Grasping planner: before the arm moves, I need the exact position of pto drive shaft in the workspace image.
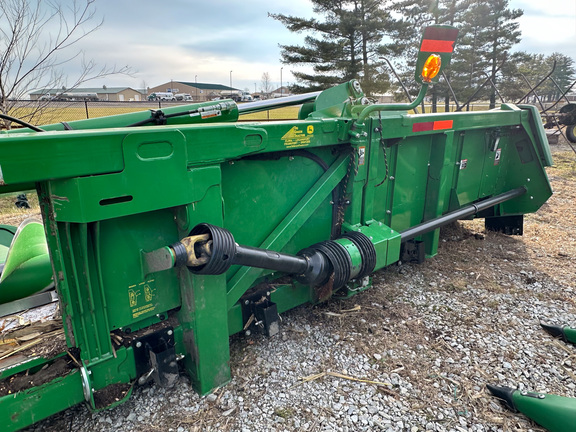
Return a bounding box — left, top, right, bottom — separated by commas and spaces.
146, 223, 376, 294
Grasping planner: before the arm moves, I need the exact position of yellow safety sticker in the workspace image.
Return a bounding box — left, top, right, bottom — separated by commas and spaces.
282, 126, 313, 148
128, 279, 156, 319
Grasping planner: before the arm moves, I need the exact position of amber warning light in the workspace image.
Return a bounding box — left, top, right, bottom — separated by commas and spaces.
421, 54, 441, 83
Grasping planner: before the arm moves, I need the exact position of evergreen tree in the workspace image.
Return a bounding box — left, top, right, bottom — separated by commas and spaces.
269, 0, 394, 95
387, 0, 467, 111
498, 51, 546, 103
482, 0, 522, 108
438, 0, 522, 109
544, 53, 576, 102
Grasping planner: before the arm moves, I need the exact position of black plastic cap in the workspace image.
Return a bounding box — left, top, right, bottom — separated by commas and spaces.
540, 323, 567, 341
486, 384, 518, 413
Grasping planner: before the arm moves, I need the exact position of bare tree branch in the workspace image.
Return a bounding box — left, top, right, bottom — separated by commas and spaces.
0, 0, 133, 129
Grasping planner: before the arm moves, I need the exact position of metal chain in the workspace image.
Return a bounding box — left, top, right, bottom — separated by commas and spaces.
375, 111, 389, 187
335, 147, 357, 232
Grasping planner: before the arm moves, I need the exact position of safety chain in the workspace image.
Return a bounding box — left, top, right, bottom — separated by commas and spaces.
335, 147, 358, 234
375, 111, 389, 187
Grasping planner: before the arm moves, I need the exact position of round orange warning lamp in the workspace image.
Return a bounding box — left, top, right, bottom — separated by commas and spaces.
421, 54, 442, 82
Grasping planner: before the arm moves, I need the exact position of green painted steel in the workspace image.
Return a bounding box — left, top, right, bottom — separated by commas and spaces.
4, 100, 240, 133
499, 388, 576, 432
0, 25, 555, 431
561, 327, 576, 344
2, 369, 85, 432
512, 391, 576, 432
0, 220, 52, 304
0, 224, 16, 264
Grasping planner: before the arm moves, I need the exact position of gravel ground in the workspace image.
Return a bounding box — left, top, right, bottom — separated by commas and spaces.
12, 145, 576, 432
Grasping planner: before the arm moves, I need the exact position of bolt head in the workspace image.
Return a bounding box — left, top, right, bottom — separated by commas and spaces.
136, 341, 142, 348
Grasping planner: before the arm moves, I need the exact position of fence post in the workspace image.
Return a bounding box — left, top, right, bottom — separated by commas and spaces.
85, 101, 90, 119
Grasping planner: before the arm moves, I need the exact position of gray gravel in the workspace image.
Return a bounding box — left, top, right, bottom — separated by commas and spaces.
22, 226, 576, 432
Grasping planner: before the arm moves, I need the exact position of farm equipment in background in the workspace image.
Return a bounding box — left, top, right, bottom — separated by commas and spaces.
0, 25, 557, 431
515, 64, 576, 147
543, 101, 576, 143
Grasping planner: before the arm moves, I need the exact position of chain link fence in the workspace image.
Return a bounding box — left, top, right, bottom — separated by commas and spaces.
3, 99, 200, 128
2, 99, 304, 128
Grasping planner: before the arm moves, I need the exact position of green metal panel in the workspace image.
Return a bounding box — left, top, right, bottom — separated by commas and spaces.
344, 222, 401, 271
175, 183, 231, 395
513, 390, 576, 432
220, 150, 334, 251
97, 211, 181, 330
389, 137, 432, 232
1, 370, 85, 432
226, 152, 350, 309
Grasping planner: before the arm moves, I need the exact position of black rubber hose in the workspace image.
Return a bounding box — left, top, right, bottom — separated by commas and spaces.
0, 113, 45, 132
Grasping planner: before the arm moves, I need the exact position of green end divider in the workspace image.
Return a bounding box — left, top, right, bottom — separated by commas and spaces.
0, 219, 53, 304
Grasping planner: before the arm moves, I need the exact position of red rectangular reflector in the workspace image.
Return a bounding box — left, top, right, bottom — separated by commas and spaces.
412, 120, 453, 132
412, 122, 434, 132
420, 39, 455, 53
433, 120, 453, 130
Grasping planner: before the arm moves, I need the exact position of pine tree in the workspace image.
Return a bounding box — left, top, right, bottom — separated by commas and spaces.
386, 0, 467, 112
269, 0, 394, 95
544, 53, 576, 102
483, 0, 522, 108
498, 51, 546, 103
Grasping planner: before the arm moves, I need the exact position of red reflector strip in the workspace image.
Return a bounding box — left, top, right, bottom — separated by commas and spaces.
412, 120, 453, 132
412, 122, 434, 132
433, 120, 453, 130
420, 39, 455, 53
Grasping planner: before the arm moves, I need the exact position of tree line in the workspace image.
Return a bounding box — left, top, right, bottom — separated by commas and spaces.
270, 0, 576, 110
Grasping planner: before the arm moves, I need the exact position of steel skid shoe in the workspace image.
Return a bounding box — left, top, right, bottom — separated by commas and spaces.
541, 323, 576, 345
487, 384, 576, 432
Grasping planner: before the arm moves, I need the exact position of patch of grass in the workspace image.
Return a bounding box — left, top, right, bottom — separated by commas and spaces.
548, 150, 576, 179
0, 192, 40, 225
239, 106, 300, 121
273, 407, 294, 419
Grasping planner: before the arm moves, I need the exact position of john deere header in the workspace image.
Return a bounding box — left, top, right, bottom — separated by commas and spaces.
0, 26, 553, 431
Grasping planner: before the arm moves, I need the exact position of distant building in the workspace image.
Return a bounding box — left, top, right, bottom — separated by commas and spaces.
270, 87, 291, 98
148, 81, 241, 101
29, 87, 145, 102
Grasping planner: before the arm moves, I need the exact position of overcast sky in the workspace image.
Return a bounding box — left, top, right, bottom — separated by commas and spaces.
68, 0, 576, 92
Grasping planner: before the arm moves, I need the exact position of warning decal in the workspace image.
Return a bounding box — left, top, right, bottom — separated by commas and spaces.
128, 279, 157, 319
494, 148, 502, 166
281, 126, 313, 148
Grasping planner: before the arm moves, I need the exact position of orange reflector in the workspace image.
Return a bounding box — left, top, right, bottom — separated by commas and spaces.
421, 54, 441, 83
412, 120, 453, 132
433, 120, 453, 130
